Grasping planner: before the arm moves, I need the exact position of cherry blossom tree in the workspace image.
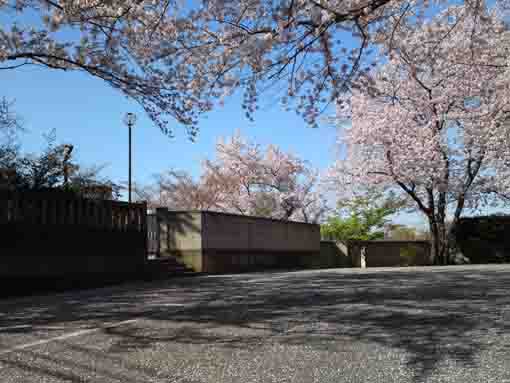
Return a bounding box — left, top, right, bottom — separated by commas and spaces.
136, 169, 226, 211
329, 5, 510, 264
140, 133, 328, 222
204, 133, 328, 222
1, 0, 486, 133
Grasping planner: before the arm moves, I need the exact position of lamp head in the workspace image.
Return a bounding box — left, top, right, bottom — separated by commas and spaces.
123, 112, 137, 127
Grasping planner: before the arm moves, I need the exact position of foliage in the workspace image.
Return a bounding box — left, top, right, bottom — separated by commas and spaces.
321, 216, 385, 241
328, 5, 510, 263
136, 133, 329, 222
0, 97, 22, 169
1, 1, 497, 133
0, 97, 22, 141
321, 191, 404, 240
0, 121, 120, 199
386, 225, 418, 240
0, 142, 18, 171
385, 224, 431, 239
15, 132, 69, 190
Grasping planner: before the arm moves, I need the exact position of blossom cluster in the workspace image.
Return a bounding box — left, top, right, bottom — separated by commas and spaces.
329, 4, 510, 217
1, 0, 450, 131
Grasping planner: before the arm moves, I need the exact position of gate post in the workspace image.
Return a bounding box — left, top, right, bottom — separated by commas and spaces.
141, 202, 148, 261
156, 207, 168, 258
360, 246, 367, 268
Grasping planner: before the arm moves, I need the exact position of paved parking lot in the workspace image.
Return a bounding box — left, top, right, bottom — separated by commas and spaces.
0, 265, 509, 382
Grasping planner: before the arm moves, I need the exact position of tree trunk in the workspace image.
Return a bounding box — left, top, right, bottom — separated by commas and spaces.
428, 217, 449, 265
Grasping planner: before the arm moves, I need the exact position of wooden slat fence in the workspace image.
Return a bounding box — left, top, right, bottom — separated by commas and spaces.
0, 190, 149, 282
0, 190, 147, 233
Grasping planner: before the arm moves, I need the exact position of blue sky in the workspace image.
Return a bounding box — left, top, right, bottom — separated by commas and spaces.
1, 65, 338, 187
0, 1, 347, 189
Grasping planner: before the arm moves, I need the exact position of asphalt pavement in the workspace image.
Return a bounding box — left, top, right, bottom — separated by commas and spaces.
0, 265, 509, 383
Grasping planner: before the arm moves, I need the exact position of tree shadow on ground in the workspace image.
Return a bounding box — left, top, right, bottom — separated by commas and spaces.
0, 268, 509, 382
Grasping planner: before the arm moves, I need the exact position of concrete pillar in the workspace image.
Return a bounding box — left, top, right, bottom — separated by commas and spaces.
156, 207, 169, 257
360, 246, 367, 268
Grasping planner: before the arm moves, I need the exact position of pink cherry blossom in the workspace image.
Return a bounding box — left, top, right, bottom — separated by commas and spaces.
2, 0, 493, 132
137, 132, 329, 222
328, 4, 510, 264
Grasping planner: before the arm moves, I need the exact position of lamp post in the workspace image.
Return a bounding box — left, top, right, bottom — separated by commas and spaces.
123, 112, 136, 203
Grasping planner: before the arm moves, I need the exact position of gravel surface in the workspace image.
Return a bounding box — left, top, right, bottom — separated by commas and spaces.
0, 265, 509, 382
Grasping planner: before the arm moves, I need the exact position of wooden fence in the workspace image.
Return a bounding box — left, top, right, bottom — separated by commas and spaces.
0, 190, 146, 233
0, 190, 148, 282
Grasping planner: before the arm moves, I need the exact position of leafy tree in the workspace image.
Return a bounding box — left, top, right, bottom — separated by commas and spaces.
0, 97, 22, 169
321, 191, 404, 241
15, 131, 68, 190
0, 102, 120, 199
1, 125, 120, 199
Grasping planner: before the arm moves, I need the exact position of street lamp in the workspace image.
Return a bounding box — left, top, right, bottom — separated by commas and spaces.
123, 112, 136, 203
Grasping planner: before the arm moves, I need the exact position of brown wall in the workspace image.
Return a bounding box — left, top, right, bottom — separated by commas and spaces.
202, 211, 320, 273
201, 250, 316, 274
202, 211, 320, 252
348, 241, 431, 267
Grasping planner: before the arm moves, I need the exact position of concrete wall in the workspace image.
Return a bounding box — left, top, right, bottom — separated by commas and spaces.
202, 211, 319, 252
348, 241, 431, 267
157, 209, 203, 271
156, 209, 321, 273
202, 211, 320, 273
155, 210, 433, 271
305, 241, 352, 269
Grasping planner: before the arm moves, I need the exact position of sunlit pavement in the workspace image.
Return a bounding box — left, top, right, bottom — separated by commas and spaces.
0, 265, 509, 383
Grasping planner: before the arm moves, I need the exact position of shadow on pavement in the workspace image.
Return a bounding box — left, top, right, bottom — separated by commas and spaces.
0, 267, 509, 382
